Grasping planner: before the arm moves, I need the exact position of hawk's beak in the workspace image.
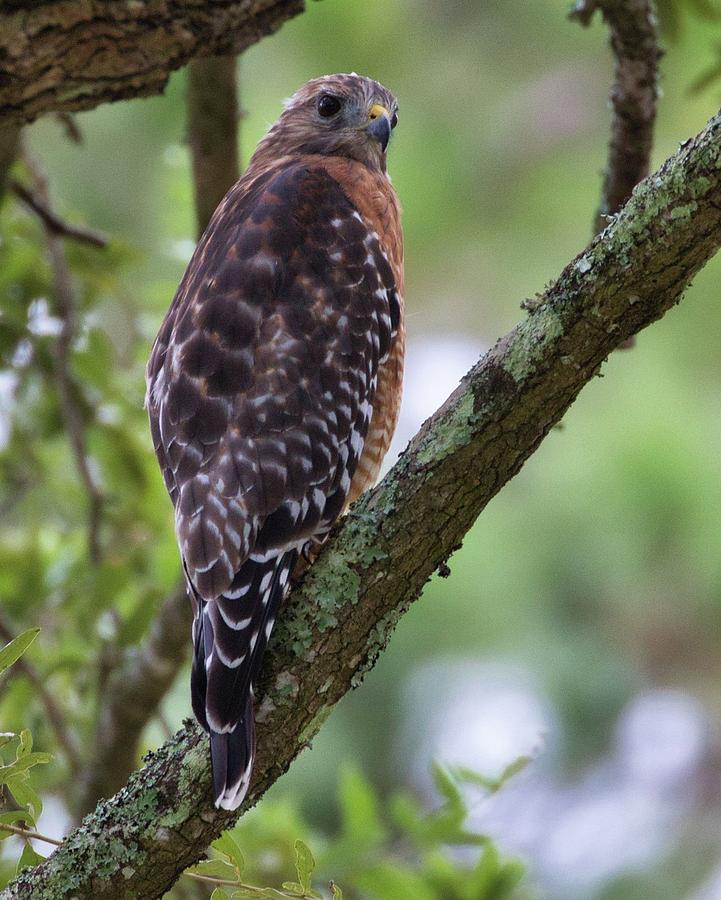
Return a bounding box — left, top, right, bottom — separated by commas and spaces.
367, 104, 391, 152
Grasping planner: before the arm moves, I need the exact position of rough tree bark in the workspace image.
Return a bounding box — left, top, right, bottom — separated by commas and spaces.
571, 0, 661, 231
4, 97, 721, 899
572, 0, 660, 355
0, 0, 303, 125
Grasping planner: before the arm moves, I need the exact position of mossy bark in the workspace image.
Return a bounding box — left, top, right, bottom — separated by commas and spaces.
4, 98, 721, 900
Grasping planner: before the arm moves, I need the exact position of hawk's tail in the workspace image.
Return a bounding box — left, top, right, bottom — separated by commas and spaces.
209, 693, 255, 811
190, 550, 297, 811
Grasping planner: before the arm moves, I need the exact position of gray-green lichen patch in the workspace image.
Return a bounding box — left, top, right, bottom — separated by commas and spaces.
599, 125, 721, 270
689, 175, 712, 198
575, 255, 592, 274
275, 506, 389, 658
500, 308, 564, 384
415, 390, 476, 467
669, 202, 697, 220
272, 670, 300, 703
297, 705, 333, 747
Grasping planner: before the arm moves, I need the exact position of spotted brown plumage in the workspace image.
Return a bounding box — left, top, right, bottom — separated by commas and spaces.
146, 74, 404, 810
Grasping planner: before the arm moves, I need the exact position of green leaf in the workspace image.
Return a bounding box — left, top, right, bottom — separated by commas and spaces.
0, 751, 53, 781
461, 839, 526, 898
389, 789, 426, 839
6, 773, 43, 821
338, 766, 385, 846
0, 629, 39, 675
498, 754, 531, 785
15, 840, 44, 874
358, 863, 435, 900
294, 839, 315, 892
16, 729, 32, 758
470, 840, 501, 892
0, 811, 33, 826
425, 762, 474, 844
0, 733, 17, 750
451, 755, 531, 795
431, 761, 463, 806
281, 882, 305, 894
213, 831, 245, 877
210, 890, 230, 900
493, 859, 526, 897
0, 810, 34, 840
18, 752, 53, 771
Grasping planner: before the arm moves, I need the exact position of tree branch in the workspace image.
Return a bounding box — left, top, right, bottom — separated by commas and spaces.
0, 0, 304, 126
10, 178, 109, 248
187, 56, 241, 237
4, 96, 721, 900
571, 0, 661, 231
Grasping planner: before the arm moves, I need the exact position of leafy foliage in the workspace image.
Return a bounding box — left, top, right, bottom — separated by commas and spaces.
0, 634, 52, 876
0, 186, 180, 792
192, 766, 528, 900
0, 629, 38, 676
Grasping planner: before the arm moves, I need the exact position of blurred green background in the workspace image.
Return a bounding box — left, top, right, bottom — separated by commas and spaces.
3, 0, 721, 897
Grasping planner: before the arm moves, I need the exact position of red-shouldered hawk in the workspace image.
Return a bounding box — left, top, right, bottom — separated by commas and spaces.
146, 74, 404, 810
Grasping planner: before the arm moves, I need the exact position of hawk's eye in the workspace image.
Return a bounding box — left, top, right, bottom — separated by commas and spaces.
390, 111, 398, 129
317, 94, 342, 118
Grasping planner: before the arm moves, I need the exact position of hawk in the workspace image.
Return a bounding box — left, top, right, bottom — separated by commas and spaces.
146, 74, 404, 810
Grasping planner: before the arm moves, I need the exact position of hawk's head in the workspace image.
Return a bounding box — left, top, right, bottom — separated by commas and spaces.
251, 74, 399, 173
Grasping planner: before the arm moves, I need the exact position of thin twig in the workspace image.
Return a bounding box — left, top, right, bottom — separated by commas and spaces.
10, 178, 108, 247
54, 113, 83, 145
0, 614, 81, 778
571, 0, 661, 231
20, 144, 105, 564
0, 823, 62, 847
185, 870, 312, 896
185, 871, 249, 889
